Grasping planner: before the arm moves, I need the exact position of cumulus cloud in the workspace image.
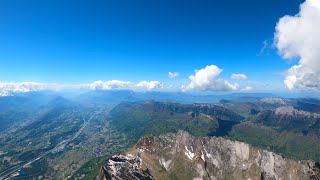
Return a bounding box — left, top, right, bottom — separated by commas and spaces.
168, 72, 179, 79
88, 80, 162, 91
284, 65, 320, 91
230, 73, 247, 80
182, 65, 239, 92
274, 0, 320, 91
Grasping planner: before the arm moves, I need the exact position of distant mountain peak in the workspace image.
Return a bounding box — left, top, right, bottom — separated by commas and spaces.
261, 97, 287, 105
274, 106, 320, 118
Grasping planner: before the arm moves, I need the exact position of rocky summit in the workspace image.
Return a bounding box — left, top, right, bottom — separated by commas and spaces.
97, 131, 320, 180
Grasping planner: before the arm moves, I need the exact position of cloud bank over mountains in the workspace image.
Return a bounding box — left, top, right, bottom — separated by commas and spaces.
88, 80, 132, 90
0, 82, 56, 96
88, 80, 163, 90
274, 0, 320, 91
1, 64, 256, 96
0, 80, 164, 96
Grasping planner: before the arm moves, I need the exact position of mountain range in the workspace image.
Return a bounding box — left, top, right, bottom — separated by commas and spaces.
0, 91, 320, 179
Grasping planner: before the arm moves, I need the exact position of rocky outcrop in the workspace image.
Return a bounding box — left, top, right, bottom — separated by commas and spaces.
256, 106, 320, 134
274, 106, 320, 118
261, 98, 288, 105
98, 131, 320, 180
97, 155, 153, 180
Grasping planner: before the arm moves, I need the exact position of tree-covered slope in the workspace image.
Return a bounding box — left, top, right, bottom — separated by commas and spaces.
109, 101, 244, 142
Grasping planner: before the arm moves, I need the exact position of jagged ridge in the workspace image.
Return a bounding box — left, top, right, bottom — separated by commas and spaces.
98, 131, 320, 180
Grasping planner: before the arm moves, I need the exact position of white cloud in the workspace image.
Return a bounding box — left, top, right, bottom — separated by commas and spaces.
284, 65, 320, 91
88, 80, 133, 90
0, 80, 164, 96
182, 65, 239, 92
0, 82, 63, 96
258, 40, 272, 56
230, 73, 247, 80
88, 80, 162, 91
274, 0, 320, 91
136, 81, 162, 90
0, 82, 42, 92
168, 72, 179, 79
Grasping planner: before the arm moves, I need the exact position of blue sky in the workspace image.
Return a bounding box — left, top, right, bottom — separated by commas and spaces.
0, 0, 311, 93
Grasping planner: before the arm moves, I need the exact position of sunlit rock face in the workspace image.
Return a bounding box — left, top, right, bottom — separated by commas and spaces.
261, 97, 288, 105
96, 155, 153, 180
256, 106, 320, 134
98, 131, 320, 180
